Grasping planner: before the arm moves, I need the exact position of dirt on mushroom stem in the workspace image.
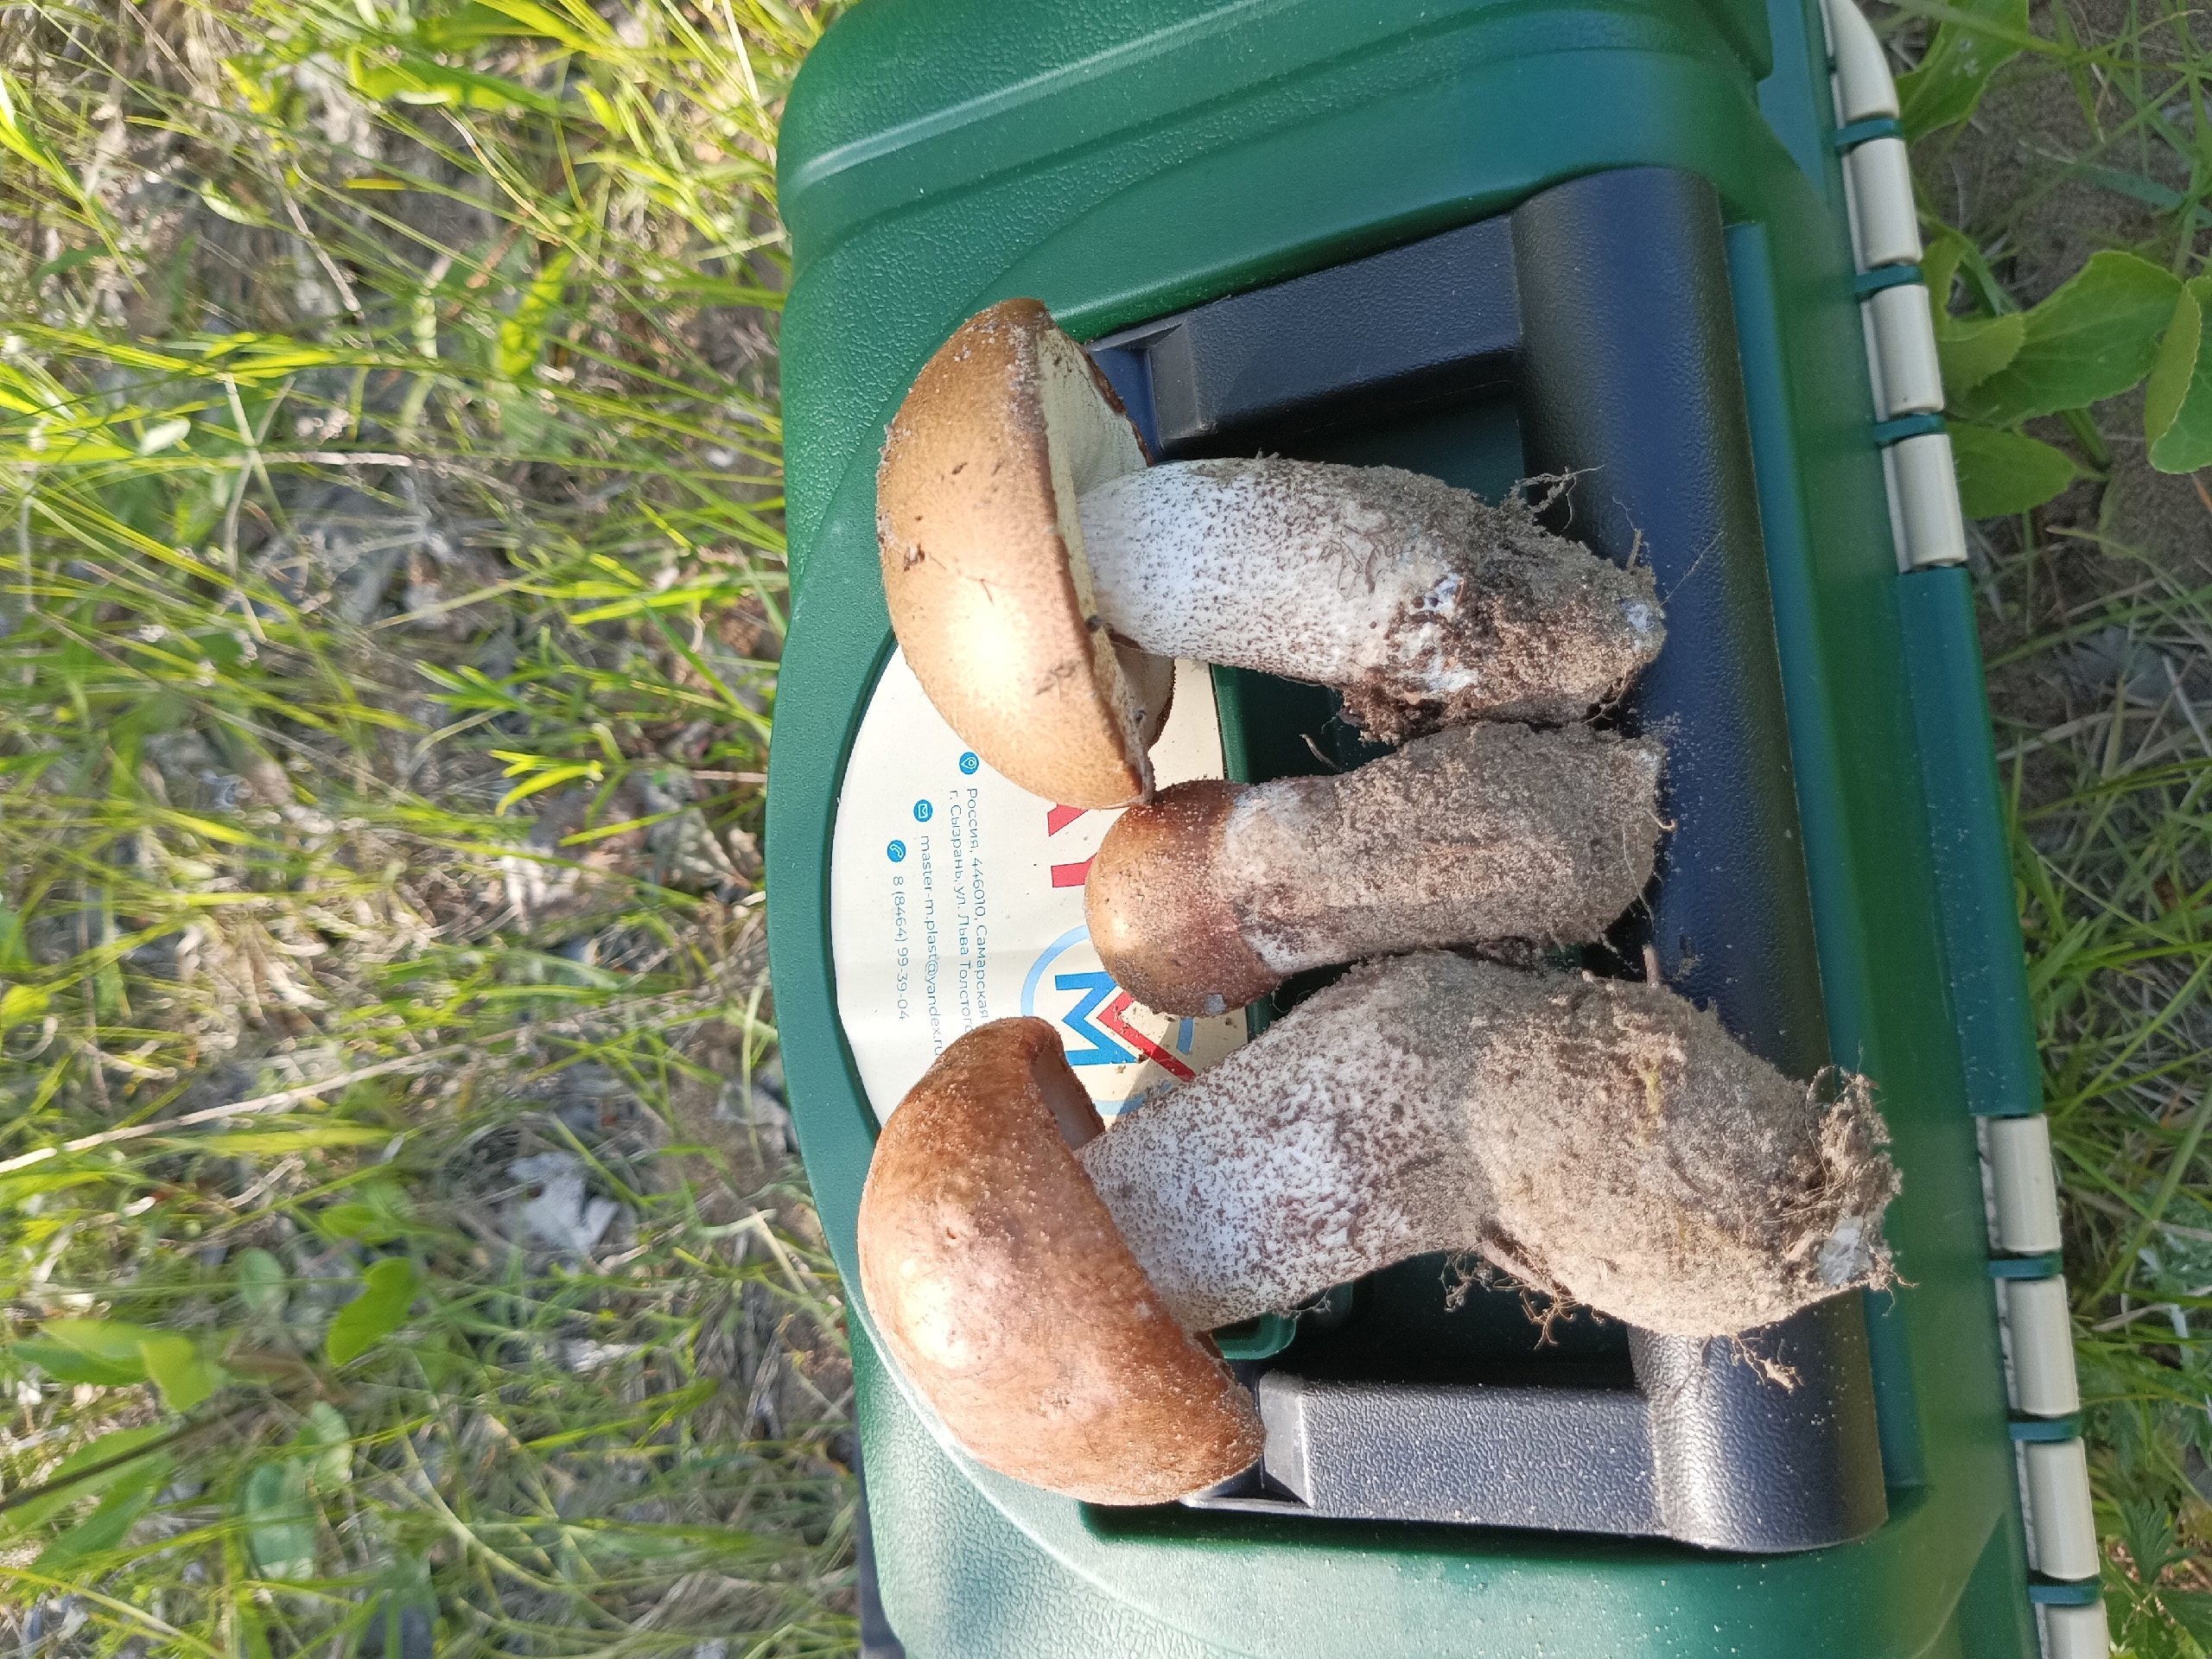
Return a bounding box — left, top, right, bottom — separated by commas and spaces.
1087, 721, 1666, 1015
1231, 722, 1662, 972
1076, 950, 1898, 1337
1076, 460, 1664, 741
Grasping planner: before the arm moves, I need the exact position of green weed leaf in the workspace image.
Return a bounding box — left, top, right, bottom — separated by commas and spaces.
199, 184, 271, 228
1, 1425, 170, 1533
2165, 1591, 2212, 1646
235, 1603, 274, 1659
1949, 423, 2083, 518
138, 1332, 222, 1413
496, 251, 575, 384
346, 49, 560, 115
470, 0, 607, 51
2145, 277, 2212, 475
32, 1451, 168, 1569
1953, 251, 2183, 426
1897, 0, 2027, 137
236, 1248, 288, 1319
298, 1403, 353, 1490
195, 1123, 393, 1154
15, 1318, 162, 1387
0, 982, 48, 1028
319, 1179, 417, 1243
325, 1257, 419, 1365
1936, 311, 2024, 397
0, 900, 29, 975
240, 1458, 315, 1580
1922, 229, 1970, 309
417, 0, 568, 48
2119, 1496, 2180, 1580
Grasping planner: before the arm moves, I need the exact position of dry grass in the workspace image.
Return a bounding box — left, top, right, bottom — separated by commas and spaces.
0, 1, 856, 1652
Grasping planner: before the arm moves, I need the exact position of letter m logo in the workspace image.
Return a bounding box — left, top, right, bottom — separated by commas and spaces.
1053, 971, 1136, 1066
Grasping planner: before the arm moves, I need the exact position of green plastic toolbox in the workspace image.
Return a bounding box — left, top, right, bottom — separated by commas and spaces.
763, 1, 2099, 1654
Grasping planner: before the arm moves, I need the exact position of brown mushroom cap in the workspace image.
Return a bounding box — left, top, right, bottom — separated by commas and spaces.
876, 300, 1171, 809
1084, 780, 1278, 1017
856, 1017, 1262, 1504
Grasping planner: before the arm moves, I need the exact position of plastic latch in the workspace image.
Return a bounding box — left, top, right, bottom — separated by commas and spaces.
1874, 412, 1946, 445
1865, 284, 1945, 417
2029, 1581, 2106, 1607
1853, 263, 1924, 298
1834, 115, 1905, 149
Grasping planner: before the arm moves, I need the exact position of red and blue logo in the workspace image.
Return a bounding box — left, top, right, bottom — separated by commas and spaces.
1020, 924, 1195, 1085
1020, 799, 1195, 1101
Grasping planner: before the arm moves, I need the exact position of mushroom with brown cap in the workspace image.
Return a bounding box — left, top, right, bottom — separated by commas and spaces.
1086, 721, 1665, 1015
856, 1016, 1263, 1506
858, 950, 1897, 1503
875, 299, 1666, 807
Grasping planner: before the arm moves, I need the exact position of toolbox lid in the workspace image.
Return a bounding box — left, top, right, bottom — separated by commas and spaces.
764, 0, 2049, 1653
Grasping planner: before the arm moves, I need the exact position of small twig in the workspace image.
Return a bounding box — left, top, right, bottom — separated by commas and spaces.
14, 485, 34, 623
218, 375, 269, 645
2167, 655, 2212, 761
2076, 1187, 2212, 1245
242, 450, 422, 467
0, 1047, 455, 1177
281, 190, 364, 322
2092, 1302, 2188, 1335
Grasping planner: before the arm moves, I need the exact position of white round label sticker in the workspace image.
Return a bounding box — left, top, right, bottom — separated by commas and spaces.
830, 651, 1247, 1123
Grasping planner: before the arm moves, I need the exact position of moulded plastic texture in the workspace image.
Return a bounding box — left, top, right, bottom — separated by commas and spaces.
1893, 567, 2044, 1120
1822, 0, 1899, 121
766, 0, 2042, 1654
1986, 1115, 2064, 1254
1845, 137, 1923, 268
2047, 1603, 2115, 1659
1866, 283, 1944, 416
1884, 432, 1971, 569
2022, 1441, 2100, 1580
2000, 1276, 2081, 1418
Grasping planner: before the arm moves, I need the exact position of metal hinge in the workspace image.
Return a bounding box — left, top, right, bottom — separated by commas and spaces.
1823, 0, 1967, 573
1819, 3, 2102, 1653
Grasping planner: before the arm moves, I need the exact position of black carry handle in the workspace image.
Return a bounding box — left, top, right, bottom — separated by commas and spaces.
1249, 1294, 1880, 1549
1090, 168, 1886, 1553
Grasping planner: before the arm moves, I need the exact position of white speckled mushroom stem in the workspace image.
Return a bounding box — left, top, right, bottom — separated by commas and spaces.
1074, 458, 1664, 730
1221, 723, 1664, 977
1074, 958, 1484, 1333
1074, 951, 1900, 1338
1079, 461, 1463, 685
